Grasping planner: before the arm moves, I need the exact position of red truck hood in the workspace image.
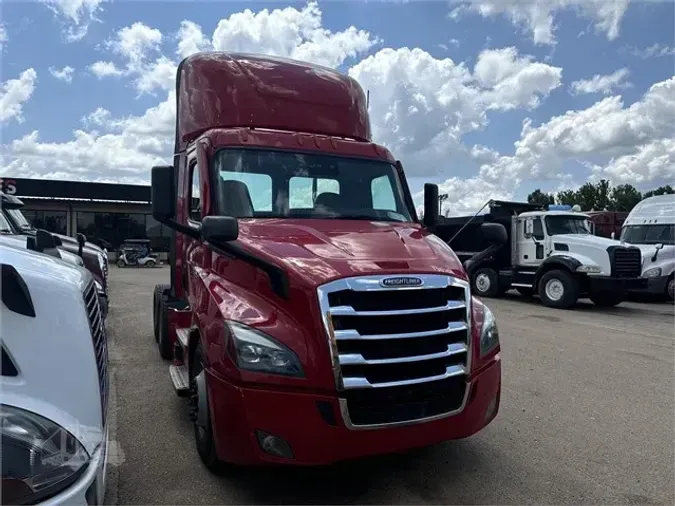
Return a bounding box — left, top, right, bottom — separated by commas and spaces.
237, 219, 467, 287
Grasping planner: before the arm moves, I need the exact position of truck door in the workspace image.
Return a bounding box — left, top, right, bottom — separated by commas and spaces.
516, 216, 545, 267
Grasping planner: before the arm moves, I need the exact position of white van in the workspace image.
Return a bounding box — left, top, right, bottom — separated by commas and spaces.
0, 240, 109, 504
621, 193, 675, 301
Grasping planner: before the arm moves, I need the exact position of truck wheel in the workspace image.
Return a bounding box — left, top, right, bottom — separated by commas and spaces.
667, 275, 674, 302
516, 287, 534, 298
538, 269, 578, 309
157, 298, 173, 360
472, 268, 500, 298
153, 284, 170, 342
189, 341, 221, 472
590, 293, 623, 307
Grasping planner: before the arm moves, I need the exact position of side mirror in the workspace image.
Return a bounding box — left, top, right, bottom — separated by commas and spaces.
524, 219, 534, 237
652, 243, 665, 262
481, 222, 507, 245
27, 229, 60, 258
52, 235, 63, 246
201, 216, 239, 244
423, 183, 439, 228
76, 233, 86, 258
152, 165, 176, 222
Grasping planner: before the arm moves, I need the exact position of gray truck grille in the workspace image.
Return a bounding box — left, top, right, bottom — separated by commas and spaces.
317, 274, 471, 429
610, 246, 641, 278
83, 280, 109, 426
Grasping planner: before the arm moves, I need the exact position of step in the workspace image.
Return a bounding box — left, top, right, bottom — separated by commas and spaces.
175, 328, 189, 348
169, 364, 190, 396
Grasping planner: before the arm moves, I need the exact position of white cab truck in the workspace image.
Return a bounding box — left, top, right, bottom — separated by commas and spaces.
434, 200, 647, 309
620, 193, 675, 301
0, 240, 109, 504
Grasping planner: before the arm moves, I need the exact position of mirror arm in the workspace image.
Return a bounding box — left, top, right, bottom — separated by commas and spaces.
160, 218, 201, 240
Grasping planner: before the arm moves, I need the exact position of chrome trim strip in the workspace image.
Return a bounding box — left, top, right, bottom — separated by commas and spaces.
334, 321, 467, 341
343, 364, 466, 389
339, 382, 472, 431
329, 300, 465, 316
512, 283, 532, 288
339, 342, 467, 366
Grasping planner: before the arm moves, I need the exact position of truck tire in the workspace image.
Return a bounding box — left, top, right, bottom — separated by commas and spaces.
590, 293, 623, 307
471, 267, 500, 298
538, 269, 579, 309
667, 275, 674, 302
516, 287, 534, 298
189, 341, 221, 472
157, 297, 173, 360
153, 284, 170, 342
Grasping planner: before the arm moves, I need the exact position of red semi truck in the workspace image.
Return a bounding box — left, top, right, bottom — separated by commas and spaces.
151, 52, 505, 468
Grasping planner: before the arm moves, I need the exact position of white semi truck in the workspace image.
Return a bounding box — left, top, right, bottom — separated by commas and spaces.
433, 200, 647, 309
620, 193, 675, 301
0, 240, 109, 504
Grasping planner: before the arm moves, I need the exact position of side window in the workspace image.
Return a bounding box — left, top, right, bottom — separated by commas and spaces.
533, 218, 544, 240
371, 175, 396, 211
219, 171, 272, 212
189, 161, 201, 222
289, 177, 340, 209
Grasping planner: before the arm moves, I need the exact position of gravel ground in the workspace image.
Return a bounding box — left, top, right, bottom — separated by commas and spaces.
104, 266, 674, 505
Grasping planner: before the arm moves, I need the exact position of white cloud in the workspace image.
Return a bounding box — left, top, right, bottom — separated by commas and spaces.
49, 65, 75, 83
479, 77, 675, 188
0, 69, 37, 124
176, 20, 210, 59
451, 0, 630, 45
89, 61, 123, 78
570, 67, 631, 96
628, 43, 675, 59
81, 107, 111, 128
108, 22, 162, 65
592, 139, 675, 184
41, 0, 106, 42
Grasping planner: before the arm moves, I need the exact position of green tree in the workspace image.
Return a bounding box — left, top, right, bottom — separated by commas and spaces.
643, 185, 674, 198
609, 184, 642, 212
556, 189, 578, 206
527, 189, 555, 206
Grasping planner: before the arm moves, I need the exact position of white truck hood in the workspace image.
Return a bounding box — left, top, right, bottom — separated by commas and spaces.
550, 234, 640, 276
0, 234, 85, 267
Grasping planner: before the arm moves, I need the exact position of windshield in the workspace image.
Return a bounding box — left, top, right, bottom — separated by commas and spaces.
545, 215, 593, 235
210, 149, 414, 222
0, 214, 12, 234
620, 224, 674, 245
6, 208, 32, 230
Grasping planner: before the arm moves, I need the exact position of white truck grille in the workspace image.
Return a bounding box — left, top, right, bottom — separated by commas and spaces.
83, 280, 109, 426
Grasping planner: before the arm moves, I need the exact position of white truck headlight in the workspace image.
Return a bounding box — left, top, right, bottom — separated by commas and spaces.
576, 265, 601, 273
1, 405, 89, 504
643, 267, 662, 278
94, 280, 104, 294
480, 304, 500, 357
228, 322, 304, 377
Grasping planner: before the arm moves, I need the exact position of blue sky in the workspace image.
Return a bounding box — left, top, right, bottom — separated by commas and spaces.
1, 0, 674, 214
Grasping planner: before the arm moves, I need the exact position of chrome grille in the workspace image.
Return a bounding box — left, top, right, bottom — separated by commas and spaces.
318, 274, 471, 428
83, 280, 109, 426
610, 246, 641, 278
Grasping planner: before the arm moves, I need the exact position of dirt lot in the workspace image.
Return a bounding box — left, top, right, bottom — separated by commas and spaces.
104, 266, 674, 505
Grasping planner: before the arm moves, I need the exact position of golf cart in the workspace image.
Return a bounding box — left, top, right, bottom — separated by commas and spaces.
117, 239, 161, 268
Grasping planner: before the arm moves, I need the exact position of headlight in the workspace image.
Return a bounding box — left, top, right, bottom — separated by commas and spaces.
228, 322, 304, 377
576, 265, 601, 273
1, 405, 89, 504
97, 253, 106, 275
480, 304, 499, 357
643, 267, 662, 278
94, 280, 104, 294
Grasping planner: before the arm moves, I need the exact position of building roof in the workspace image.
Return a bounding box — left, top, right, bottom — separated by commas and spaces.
1, 177, 151, 203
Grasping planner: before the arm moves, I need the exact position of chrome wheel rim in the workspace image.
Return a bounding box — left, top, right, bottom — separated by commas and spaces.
476, 273, 491, 293
545, 278, 564, 301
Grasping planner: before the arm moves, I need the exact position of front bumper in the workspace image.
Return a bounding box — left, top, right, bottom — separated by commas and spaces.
630, 274, 670, 295
43, 429, 108, 506
207, 356, 501, 466
588, 276, 647, 293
